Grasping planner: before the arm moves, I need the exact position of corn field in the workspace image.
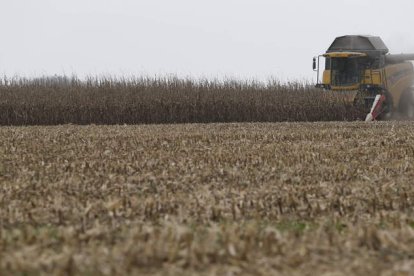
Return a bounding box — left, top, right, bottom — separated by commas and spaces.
0, 76, 364, 125
1, 122, 414, 275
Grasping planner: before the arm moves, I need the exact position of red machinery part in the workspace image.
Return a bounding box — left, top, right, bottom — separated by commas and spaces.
365, 95, 386, 122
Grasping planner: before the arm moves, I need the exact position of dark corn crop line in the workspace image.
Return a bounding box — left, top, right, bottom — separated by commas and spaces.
0, 76, 364, 125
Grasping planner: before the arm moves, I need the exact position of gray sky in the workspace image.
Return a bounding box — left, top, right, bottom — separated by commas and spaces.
1, 0, 414, 81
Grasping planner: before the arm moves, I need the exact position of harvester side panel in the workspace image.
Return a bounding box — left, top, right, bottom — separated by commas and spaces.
384, 63, 414, 108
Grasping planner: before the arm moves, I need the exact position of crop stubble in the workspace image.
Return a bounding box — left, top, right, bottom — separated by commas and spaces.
1, 122, 414, 275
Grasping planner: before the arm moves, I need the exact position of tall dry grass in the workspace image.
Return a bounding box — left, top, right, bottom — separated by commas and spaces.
0, 76, 364, 125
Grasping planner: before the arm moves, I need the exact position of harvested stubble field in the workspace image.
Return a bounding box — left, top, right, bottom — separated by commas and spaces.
1, 122, 414, 275
0, 77, 365, 125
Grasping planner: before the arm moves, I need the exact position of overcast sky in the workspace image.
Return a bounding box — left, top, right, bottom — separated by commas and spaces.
1, 0, 414, 81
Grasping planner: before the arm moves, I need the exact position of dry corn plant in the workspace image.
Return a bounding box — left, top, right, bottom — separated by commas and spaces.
0, 76, 364, 125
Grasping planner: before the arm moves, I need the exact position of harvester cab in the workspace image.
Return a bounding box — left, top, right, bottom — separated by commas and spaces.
314, 35, 414, 121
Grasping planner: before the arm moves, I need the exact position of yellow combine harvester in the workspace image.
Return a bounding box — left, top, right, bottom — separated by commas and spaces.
313, 35, 414, 121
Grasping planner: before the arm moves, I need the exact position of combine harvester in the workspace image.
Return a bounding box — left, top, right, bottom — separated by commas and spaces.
313, 35, 414, 121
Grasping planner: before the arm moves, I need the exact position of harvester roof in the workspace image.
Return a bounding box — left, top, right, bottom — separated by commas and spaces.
327, 35, 389, 54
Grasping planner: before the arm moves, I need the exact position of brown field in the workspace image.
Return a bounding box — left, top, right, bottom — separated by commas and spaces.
1, 122, 414, 275
0, 77, 365, 125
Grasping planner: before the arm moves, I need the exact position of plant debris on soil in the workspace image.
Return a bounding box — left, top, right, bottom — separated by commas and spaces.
1, 122, 414, 275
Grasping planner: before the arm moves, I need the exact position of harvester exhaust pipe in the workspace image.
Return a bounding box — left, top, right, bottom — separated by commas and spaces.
365, 94, 386, 122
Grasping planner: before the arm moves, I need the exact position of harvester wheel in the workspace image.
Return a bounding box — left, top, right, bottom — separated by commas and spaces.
398, 89, 414, 119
